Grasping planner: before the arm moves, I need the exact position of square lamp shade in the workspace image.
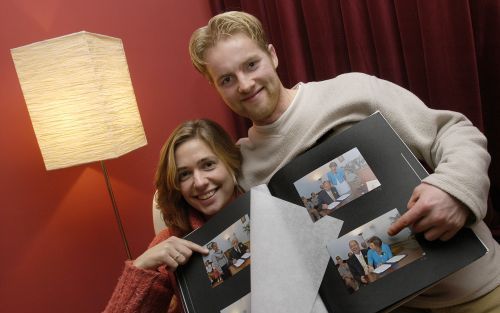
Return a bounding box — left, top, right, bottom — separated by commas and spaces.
11, 31, 147, 170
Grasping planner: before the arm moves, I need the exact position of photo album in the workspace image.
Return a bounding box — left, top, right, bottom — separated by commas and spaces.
176, 112, 487, 313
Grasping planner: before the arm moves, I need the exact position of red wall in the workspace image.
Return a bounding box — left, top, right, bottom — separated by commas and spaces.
0, 1, 236, 312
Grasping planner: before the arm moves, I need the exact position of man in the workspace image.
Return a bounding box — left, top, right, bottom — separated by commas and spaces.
326, 162, 351, 196
189, 11, 500, 312
346, 240, 370, 285
317, 180, 339, 210
228, 238, 248, 264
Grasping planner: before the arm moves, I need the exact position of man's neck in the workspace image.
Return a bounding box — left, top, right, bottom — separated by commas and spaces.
253, 86, 297, 126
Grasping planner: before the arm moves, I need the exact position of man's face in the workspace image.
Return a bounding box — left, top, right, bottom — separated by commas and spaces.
349, 240, 361, 254
204, 34, 284, 125
323, 181, 332, 190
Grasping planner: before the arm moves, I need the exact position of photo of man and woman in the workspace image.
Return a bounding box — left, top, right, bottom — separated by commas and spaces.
326, 209, 424, 293
202, 214, 251, 288
293, 147, 381, 222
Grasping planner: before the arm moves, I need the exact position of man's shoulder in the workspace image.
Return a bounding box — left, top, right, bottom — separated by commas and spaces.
304, 72, 373, 88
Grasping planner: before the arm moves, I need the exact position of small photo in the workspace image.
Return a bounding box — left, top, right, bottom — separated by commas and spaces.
326, 209, 424, 294
202, 214, 251, 288
293, 147, 381, 222
220, 292, 251, 313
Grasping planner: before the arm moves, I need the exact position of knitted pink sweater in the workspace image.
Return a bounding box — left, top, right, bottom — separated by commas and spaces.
104, 212, 205, 313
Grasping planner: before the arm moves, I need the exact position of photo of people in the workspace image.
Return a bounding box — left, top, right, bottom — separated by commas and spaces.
293, 147, 381, 222
202, 214, 251, 288
220, 292, 251, 313
326, 209, 424, 293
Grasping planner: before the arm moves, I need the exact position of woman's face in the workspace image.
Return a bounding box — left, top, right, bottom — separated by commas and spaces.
175, 138, 236, 217
369, 242, 381, 252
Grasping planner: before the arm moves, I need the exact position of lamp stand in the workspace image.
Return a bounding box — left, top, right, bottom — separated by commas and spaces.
100, 161, 132, 260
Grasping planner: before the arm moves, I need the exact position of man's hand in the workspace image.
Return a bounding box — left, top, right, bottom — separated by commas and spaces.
387, 183, 470, 241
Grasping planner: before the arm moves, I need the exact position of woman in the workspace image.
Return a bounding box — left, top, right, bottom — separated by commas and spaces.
104, 119, 242, 313
366, 236, 393, 269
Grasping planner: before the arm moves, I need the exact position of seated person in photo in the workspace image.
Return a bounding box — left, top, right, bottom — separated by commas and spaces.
336, 256, 359, 292
366, 236, 393, 269
346, 240, 370, 284
205, 260, 222, 285
310, 192, 319, 209
317, 180, 339, 209
228, 238, 248, 264
302, 196, 321, 220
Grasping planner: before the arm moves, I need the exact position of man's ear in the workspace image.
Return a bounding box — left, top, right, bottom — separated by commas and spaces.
268, 44, 278, 69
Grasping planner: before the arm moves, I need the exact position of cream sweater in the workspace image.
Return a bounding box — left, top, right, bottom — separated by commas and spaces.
237, 72, 500, 308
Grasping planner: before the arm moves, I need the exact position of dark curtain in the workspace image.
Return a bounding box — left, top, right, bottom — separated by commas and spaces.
210, 0, 500, 239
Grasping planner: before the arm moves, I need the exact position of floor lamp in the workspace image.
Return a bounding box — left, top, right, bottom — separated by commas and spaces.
11, 31, 147, 260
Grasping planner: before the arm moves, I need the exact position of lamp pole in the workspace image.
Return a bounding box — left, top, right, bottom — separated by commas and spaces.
100, 161, 132, 260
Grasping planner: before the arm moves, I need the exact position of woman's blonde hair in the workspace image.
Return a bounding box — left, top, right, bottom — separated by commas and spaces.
155, 119, 242, 235
189, 11, 269, 78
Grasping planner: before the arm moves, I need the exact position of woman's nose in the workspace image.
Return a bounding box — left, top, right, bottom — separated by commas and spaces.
192, 170, 208, 189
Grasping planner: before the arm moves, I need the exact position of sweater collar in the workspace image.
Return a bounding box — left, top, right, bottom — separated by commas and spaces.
249, 83, 303, 136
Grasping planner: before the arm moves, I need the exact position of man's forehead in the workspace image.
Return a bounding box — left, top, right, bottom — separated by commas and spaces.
205, 35, 265, 72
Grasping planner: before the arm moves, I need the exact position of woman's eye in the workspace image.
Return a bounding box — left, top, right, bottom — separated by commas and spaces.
203, 160, 217, 170
178, 171, 191, 181
220, 76, 232, 86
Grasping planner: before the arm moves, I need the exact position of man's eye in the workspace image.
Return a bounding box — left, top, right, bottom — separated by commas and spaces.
248, 60, 258, 70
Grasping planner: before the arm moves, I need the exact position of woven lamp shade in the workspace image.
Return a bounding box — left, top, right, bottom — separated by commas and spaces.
11, 31, 147, 170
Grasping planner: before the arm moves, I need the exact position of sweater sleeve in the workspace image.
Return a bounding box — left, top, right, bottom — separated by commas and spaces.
103, 261, 173, 313
364, 73, 491, 223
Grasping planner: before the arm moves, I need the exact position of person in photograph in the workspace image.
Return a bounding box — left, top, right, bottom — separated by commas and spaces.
326, 162, 351, 196
104, 119, 242, 313
302, 196, 321, 220
317, 180, 339, 209
346, 240, 369, 285
205, 259, 223, 285
188, 10, 500, 312
228, 238, 248, 264
310, 192, 319, 209
210, 242, 231, 279
336, 256, 359, 293
366, 236, 393, 269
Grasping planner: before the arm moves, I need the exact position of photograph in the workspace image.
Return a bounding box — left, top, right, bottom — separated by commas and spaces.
326, 209, 424, 293
202, 214, 251, 288
293, 147, 381, 222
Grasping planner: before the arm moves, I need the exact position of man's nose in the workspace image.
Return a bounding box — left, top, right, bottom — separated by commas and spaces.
237, 74, 254, 93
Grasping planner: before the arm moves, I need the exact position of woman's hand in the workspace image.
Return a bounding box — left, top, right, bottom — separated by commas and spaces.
133, 236, 209, 272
